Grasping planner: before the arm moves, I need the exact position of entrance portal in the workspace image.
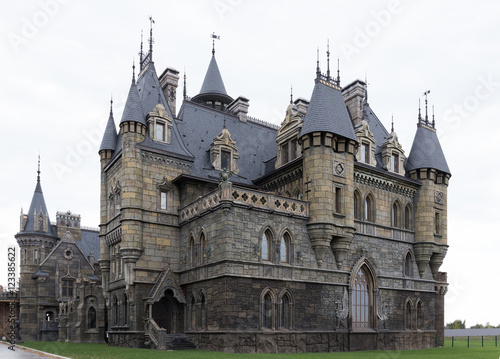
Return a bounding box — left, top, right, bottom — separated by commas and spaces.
152, 289, 180, 333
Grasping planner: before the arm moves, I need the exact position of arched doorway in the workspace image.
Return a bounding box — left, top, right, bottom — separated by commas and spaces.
152, 289, 180, 333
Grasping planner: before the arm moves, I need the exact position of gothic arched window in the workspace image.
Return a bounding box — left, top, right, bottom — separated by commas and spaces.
88, 307, 97, 329
280, 233, 290, 264
261, 230, 272, 261
352, 266, 373, 329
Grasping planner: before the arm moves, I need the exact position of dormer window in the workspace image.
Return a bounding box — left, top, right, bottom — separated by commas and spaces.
155, 122, 165, 141
361, 142, 370, 164
211, 128, 239, 174
61, 278, 75, 298
275, 103, 303, 169
391, 153, 399, 173
221, 149, 231, 171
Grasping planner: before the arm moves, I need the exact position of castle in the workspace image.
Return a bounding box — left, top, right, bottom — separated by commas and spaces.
15, 30, 451, 353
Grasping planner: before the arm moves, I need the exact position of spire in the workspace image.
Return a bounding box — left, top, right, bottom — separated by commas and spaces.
316, 48, 320, 79
183, 68, 187, 100
336, 57, 340, 85
132, 61, 136, 83
418, 98, 422, 122
139, 30, 144, 68
326, 40, 330, 79
120, 68, 145, 126
37, 155, 41, 184
391, 114, 394, 133
148, 16, 155, 61
432, 105, 435, 128
211, 32, 220, 57
99, 96, 118, 152
423, 90, 430, 123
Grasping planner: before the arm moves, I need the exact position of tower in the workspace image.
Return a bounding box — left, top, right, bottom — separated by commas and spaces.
299, 60, 358, 268
15, 160, 59, 340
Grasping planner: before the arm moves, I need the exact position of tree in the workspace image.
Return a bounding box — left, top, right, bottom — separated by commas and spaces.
470, 323, 484, 329
445, 319, 466, 329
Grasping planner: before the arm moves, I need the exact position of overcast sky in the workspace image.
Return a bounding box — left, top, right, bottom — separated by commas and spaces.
1, 0, 499, 328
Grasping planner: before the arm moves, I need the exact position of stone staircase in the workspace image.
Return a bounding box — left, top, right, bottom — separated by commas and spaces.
164, 334, 196, 350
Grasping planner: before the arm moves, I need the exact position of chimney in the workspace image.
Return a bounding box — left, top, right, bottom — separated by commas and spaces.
159, 67, 180, 117
342, 80, 367, 126
294, 98, 309, 117
227, 96, 250, 122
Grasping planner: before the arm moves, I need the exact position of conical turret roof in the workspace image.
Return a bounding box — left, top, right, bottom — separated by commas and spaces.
406, 123, 450, 175
19, 168, 57, 237
99, 103, 117, 152
299, 80, 357, 142
120, 76, 146, 126
193, 55, 233, 104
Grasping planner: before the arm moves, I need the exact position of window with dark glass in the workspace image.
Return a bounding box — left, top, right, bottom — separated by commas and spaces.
404, 205, 411, 229
221, 150, 231, 170
435, 212, 441, 234
392, 202, 400, 227
405, 301, 412, 329
280, 233, 290, 263
88, 307, 97, 329
62, 279, 74, 297
122, 294, 128, 325
281, 143, 289, 164
392, 153, 399, 172
354, 191, 361, 220
335, 187, 342, 214
263, 293, 272, 329
200, 233, 206, 264
417, 301, 424, 329
262, 230, 271, 261
405, 252, 412, 277
361, 142, 370, 164
280, 294, 291, 329
364, 196, 374, 222
113, 296, 119, 325
190, 237, 196, 266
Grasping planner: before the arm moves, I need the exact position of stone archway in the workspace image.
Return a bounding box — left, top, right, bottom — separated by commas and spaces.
152, 289, 180, 333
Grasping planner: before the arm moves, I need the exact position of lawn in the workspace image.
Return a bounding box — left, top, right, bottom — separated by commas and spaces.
15, 340, 500, 359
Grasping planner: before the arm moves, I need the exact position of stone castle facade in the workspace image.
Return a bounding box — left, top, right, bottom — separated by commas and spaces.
96, 31, 451, 353
15, 30, 451, 352
15, 166, 105, 343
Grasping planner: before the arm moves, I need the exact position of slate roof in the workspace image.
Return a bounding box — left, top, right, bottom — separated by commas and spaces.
119, 78, 145, 125
99, 110, 117, 152
299, 80, 358, 142
405, 124, 451, 175
79, 229, 100, 262
136, 62, 174, 118
199, 55, 228, 97
176, 101, 277, 184
19, 178, 58, 238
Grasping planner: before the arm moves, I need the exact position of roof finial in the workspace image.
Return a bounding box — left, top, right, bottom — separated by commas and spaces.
37, 155, 41, 184
423, 90, 430, 124
148, 16, 155, 61
157, 91, 161, 104
391, 114, 394, 133
336, 57, 341, 85
326, 39, 330, 79
418, 98, 422, 123
364, 71, 369, 103
211, 32, 220, 56
223, 117, 226, 129
139, 30, 144, 70
432, 105, 435, 128
110, 95, 113, 116
316, 47, 320, 79
183, 68, 187, 100
132, 60, 136, 83
290, 85, 293, 104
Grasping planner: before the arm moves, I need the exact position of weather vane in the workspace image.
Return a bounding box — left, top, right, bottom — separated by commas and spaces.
211, 32, 220, 56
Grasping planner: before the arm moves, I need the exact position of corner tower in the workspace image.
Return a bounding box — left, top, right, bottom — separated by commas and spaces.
406, 107, 451, 279
15, 160, 59, 340
299, 62, 358, 268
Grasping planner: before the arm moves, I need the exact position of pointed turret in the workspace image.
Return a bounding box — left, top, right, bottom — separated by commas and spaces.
300, 62, 357, 269
120, 65, 146, 127
18, 160, 57, 238
192, 52, 233, 106
99, 98, 117, 155
407, 105, 451, 281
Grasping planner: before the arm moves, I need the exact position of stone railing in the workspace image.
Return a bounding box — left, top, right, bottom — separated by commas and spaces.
180, 183, 308, 223
145, 318, 161, 349
354, 221, 415, 242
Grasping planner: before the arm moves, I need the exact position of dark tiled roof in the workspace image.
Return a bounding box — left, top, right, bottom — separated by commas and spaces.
99, 111, 117, 152
137, 62, 174, 118
78, 229, 100, 262
199, 55, 228, 96
405, 124, 451, 175
176, 101, 277, 184
19, 180, 57, 237
299, 80, 357, 142
120, 79, 145, 125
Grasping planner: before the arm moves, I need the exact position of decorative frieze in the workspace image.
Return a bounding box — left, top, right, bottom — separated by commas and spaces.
354, 171, 417, 197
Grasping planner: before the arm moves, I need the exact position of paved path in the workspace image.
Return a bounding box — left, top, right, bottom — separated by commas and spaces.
0, 342, 71, 358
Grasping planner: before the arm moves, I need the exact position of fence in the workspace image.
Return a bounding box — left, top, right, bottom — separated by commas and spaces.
445, 329, 500, 348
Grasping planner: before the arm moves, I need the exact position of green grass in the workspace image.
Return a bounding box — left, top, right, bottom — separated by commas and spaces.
15, 340, 500, 359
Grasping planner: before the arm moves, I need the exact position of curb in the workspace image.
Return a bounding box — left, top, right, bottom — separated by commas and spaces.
0, 341, 72, 359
